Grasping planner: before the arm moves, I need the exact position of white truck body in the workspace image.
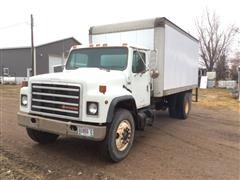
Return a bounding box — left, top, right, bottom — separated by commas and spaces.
18, 17, 199, 162
89, 17, 199, 97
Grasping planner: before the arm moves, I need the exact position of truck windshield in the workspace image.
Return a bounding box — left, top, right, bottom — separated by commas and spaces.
66, 47, 128, 71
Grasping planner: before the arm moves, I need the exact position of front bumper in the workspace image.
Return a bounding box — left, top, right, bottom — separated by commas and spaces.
17, 112, 106, 141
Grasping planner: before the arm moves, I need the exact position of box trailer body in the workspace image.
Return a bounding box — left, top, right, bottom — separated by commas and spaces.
89, 17, 199, 97
17, 17, 199, 162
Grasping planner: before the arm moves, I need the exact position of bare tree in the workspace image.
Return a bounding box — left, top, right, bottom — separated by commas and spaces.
196, 10, 239, 72
215, 54, 228, 80
230, 52, 240, 80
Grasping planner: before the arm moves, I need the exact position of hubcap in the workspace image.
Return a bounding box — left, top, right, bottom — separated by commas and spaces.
115, 120, 132, 151
185, 101, 189, 114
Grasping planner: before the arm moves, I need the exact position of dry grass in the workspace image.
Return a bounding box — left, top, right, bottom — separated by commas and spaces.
0, 85, 20, 97
196, 88, 240, 112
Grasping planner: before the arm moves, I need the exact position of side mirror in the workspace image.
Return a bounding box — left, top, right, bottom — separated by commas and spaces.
150, 69, 159, 79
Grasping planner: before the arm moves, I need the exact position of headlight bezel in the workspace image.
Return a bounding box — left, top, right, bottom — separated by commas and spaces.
21, 94, 28, 106
87, 102, 99, 115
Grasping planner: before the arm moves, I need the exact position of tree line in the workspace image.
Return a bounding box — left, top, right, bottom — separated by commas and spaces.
196, 9, 239, 81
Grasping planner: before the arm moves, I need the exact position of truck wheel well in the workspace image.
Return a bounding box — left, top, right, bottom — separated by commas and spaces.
115, 100, 138, 127
107, 96, 138, 125
116, 99, 136, 113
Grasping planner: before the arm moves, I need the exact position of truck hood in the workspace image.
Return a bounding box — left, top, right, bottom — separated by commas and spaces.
29, 68, 127, 85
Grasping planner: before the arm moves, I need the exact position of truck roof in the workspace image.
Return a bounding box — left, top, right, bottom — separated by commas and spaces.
89, 17, 198, 42
70, 44, 150, 51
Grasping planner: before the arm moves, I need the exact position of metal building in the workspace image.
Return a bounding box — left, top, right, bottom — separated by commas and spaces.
0, 37, 81, 84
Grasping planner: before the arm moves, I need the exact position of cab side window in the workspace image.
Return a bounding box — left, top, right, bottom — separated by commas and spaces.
132, 51, 146, 73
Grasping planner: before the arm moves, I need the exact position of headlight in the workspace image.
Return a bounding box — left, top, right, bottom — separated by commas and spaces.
87, 102, 98, 115
21, 95, 28, 106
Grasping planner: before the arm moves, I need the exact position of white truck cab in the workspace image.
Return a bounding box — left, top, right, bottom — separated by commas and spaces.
18, 17, 199, 162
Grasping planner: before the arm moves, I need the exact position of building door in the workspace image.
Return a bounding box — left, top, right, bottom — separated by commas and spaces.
48, 55, 64, 73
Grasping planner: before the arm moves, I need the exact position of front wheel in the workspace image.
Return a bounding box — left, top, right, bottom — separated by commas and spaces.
105, 108, 135, 162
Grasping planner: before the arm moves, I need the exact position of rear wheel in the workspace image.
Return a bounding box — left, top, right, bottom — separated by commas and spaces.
104, 108, 135, 162
26, 128, 59, 144
177, 92, 192, 119
168, 92, 192, 119
168, 94, 177, 118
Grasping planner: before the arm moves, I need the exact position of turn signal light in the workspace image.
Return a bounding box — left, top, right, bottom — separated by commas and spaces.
99, 85, 107, 94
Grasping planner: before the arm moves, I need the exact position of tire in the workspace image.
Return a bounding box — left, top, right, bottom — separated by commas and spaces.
176, 92, 192, 119
26, 128, 59, 144
104, 108, 135, 162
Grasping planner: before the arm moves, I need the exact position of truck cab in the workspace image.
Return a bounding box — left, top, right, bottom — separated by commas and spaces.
18, 44, 155, 161
64, 44, 151, 109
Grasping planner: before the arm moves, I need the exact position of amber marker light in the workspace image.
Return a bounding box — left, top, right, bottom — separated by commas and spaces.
99, 85, 107, 94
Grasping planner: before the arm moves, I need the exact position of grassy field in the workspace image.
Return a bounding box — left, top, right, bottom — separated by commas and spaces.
197, 88, 240, 112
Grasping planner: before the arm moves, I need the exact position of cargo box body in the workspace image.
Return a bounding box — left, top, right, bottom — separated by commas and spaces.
89, 17, 199, 97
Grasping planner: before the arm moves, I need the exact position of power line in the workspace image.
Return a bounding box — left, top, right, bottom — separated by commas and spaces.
0, 22, 29, 31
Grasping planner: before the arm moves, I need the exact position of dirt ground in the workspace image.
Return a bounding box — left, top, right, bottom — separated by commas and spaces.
0, 85, 239, 180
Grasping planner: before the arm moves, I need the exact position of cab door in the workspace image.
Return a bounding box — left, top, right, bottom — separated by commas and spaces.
130, 50, 150, 108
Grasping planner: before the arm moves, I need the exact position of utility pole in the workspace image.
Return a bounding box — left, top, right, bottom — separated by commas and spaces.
31, 14, 34, 76
238, 66, 240, 101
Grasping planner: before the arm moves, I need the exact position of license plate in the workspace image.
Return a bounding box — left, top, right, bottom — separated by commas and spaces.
77, 127, 94, 137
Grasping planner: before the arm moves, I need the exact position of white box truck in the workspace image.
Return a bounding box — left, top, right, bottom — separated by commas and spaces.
18, 17, 199, 162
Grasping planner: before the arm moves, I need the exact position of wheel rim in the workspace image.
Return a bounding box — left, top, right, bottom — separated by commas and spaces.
185, 100, 189, 114
115, 120, 132, 151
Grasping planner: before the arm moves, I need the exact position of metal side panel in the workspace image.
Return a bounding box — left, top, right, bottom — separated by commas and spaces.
163, 85, 197, 96
91, 28, 155, 50
163, 24, 199, 92
153, 27, 165, 97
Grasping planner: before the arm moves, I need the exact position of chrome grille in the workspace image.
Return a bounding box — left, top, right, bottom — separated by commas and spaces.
31, 83, 80, 119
